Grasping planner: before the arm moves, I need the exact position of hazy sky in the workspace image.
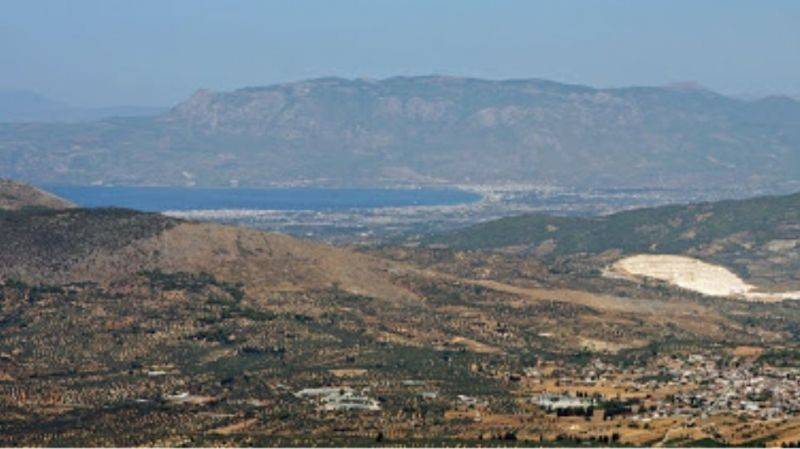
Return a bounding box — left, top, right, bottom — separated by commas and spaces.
2, 0, 799, 107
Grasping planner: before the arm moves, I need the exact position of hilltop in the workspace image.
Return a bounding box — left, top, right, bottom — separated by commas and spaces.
0, 207, 413, 303
0, 179, 74, 210
1, 76, 798, 189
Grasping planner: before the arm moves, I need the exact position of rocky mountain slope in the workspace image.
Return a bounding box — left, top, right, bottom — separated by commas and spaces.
1, 76, 798, 188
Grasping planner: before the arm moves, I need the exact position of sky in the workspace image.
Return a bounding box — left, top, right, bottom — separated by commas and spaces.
2, 0, 799, 107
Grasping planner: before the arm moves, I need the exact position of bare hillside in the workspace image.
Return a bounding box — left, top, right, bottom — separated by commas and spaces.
0, 207, 415, 303
0, 179, 74, 210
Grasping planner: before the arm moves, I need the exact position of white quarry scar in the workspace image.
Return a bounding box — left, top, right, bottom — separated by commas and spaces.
608, 254, 800, 301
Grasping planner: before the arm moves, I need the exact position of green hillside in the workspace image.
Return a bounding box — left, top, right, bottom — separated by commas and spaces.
427, 192, 800, 254
425, 192, 800, 288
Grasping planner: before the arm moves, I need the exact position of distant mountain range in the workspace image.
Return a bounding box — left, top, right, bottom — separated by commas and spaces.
0, 76, 798, 188
0, 89, 165, 123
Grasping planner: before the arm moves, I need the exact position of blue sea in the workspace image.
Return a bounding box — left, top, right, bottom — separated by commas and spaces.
47, 186, 480, 212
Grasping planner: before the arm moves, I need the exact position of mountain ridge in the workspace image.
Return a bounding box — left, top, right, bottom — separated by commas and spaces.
1, 76, 798, 188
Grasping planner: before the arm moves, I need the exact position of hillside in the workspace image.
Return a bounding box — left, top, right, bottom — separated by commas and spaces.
426, 191, 800, 252
5, 183, 800, 445
0, 207, 413, 303
1, 76, 799, 188
425, 191, 800, 289
0, 179, 74, 210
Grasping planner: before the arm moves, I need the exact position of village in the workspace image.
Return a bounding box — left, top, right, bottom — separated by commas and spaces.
283, 348, 800, 446
523, 352, 800, 420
